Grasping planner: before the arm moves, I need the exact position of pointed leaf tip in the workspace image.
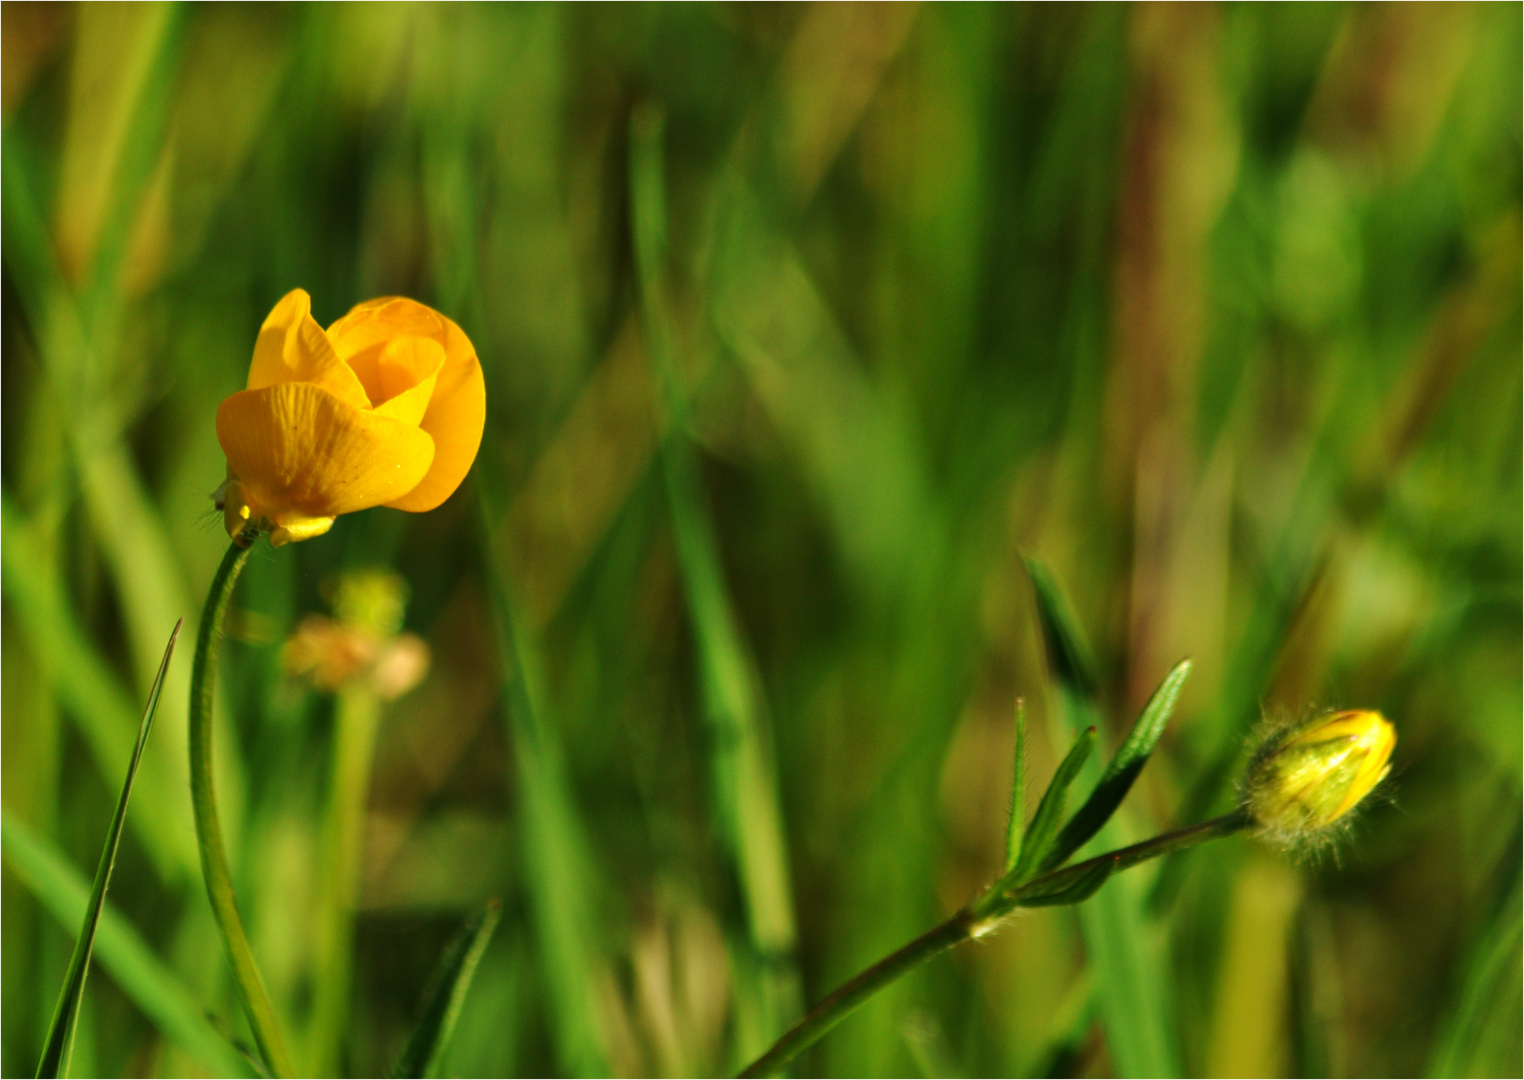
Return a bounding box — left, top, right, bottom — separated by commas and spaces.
391, 898, 503, 1079
1039, 659, 1193, 873
1024, 556, 1099, 701
36, 620, 181, 1078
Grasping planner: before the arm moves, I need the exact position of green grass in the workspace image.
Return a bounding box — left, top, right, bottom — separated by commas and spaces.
3, 4, 1520, 1077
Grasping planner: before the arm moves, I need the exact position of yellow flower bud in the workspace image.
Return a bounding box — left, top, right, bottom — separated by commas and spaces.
215, 290, 486, 546
1244, 709, 1395, 845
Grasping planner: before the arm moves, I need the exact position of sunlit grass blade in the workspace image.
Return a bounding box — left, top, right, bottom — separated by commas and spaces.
35, 617, 180, 1078
391, 899, 503, 1080
1003, 698, 1027, 874
1040, 659, 1192, 872
3, 812, 254, 1078
74, 4, 187, 325
1013, 727, 1095, 883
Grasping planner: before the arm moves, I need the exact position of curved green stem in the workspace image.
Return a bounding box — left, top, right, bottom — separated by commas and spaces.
737, 811, 1250, 1078
190, 540, 293, 1078
737, 914, 973, 1078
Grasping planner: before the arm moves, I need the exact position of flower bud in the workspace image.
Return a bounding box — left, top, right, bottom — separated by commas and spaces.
1243, 709, 1395, 844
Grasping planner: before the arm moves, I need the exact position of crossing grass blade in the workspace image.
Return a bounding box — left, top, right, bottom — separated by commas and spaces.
1040, 660, 1192, 873
391, 900, 503, 1079
1013, 727, 1096, 883
34, 618, 180, 1078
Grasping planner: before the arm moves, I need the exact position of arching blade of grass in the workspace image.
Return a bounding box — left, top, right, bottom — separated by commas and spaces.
35, 618, 181, 1078
2, 813, 256, 1079
1025, 556, 1181, 1078
391, 899, 503, 1080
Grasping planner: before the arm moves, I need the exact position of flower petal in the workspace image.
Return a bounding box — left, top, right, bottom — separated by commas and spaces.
248, 289, 370, 410
384, 312, 486, 511
217, 382, 435, 519
328, 297, 446, 402
328, 297, 445, 352
371, 337, 445, 427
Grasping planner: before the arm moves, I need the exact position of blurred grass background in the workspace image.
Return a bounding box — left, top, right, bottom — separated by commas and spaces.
1, 3, 1519, 1077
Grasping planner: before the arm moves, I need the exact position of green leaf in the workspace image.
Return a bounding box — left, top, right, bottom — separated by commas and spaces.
1003, 698, 1028, 875
36, 618, 180, 1079
1039, 659, 1192, 873
391, 899, 504, 1079
1013, 727, 1096, 882
1023, 557, 1099, 701
1014, 859, 1117, 909
2, 812, 254, 1078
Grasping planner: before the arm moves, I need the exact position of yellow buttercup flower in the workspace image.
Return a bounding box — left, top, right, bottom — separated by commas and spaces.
216, 289, 485, 546
1244, 709, 1396, 845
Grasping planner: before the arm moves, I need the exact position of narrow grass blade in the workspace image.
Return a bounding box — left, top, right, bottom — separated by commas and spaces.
2, 813, 254, 1078
1024, 557, 1099, 700
1003, 698, 1027, 874
1040, 659, 1192, 872
35, 618, 181, 1078
1013, 727, 1095, 882
391, 899, 503, 1079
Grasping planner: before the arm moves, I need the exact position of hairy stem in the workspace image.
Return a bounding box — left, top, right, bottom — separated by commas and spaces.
738, 811, 1250, 1078
189, 540, 293, 1078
